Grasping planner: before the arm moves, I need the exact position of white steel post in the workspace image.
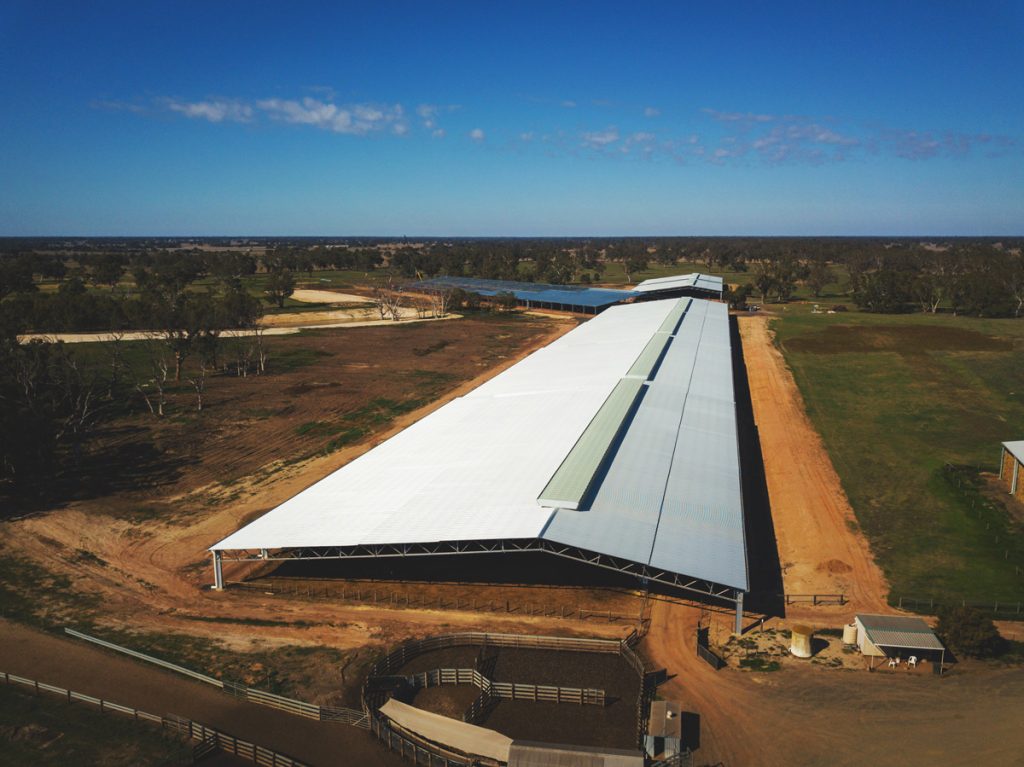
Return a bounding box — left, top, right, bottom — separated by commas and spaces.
1012, 460, 1020, 496
734, 590, 744, 635
212, 551, 224, 590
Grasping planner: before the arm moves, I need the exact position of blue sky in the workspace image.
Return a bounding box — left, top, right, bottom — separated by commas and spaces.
1, 1, 1021, 235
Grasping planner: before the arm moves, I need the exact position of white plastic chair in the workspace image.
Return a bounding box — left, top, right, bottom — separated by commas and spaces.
888, 657, 899, 669
907, 656, 918, 669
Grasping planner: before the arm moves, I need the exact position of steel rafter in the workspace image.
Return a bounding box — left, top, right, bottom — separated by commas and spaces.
216, 537, 740, 604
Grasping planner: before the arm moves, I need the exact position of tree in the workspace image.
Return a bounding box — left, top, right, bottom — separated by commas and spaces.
90, 254, 127, 288
752, 262, 776, 303
263, 267, 295, 309
937, 606, 1004, 658
805, 261, 832, 298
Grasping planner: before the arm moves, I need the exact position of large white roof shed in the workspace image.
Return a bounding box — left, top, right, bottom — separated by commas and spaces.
212, 297, 748, 619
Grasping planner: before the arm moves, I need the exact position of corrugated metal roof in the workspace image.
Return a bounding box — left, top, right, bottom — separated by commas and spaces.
647, 701, 682, 739
542, 300, 748, 590
379, 699, 512, 762
857, 614, 946, 651
411, 276, 634, 309
632, 273, 724, 295
213, 296, 748, 593
1003, 440, 1024, 464
508, 741, 644, 767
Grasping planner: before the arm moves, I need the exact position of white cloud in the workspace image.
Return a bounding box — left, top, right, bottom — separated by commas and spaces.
561, 100, 577, 108
256, 97, 406, 135
469, 128, 485, 141
581, 128, 620, 148
703, 108, 775, 123
519, 132, 535, 142
432, 128, 446, 138
166, 99, 253, 123
643, 106, 660, 117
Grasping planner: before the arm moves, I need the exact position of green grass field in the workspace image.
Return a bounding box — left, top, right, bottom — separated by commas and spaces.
771, 304, 1024, 609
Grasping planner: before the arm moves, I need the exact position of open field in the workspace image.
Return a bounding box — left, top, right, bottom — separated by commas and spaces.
768, 303, 1024, 607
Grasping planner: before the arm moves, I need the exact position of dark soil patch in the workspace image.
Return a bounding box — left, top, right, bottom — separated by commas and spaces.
785, 325, 1013, 355
410, 685, 480, 718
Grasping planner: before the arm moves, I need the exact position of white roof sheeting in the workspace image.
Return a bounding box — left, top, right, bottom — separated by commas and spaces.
213, 297, 748, 592
1003, 440, 1024, 464
379, 699, 513, 762
632, 273, 724, 295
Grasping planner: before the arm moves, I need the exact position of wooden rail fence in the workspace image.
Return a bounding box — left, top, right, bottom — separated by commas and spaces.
363, 630, 654, 760
1, 670, 309, 767
409, 666, 605, 706
781, 593, 847, 606
64, 627, 369, 729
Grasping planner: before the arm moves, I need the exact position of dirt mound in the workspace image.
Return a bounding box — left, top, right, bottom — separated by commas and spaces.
816, 559, 853, 574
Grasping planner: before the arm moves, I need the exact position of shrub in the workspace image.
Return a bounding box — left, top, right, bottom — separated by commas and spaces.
936, 606, 1005, 658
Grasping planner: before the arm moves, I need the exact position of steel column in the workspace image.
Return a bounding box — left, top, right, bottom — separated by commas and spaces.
212, 551, 224, 590
734, 590, 744, 635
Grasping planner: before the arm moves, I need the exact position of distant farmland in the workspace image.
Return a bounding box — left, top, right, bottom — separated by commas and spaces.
774, 304, 1024, 607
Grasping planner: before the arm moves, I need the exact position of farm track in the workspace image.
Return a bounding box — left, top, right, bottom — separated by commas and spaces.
737, 314, 890, 616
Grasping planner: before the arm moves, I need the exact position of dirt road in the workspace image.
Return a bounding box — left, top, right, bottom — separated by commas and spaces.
0, 620, 402, 766
642, 599, 1024, 767
738, 314, 890, 615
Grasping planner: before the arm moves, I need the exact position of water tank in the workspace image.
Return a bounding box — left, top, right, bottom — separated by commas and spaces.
790, 625, 813, 658
842, 622, 858, 647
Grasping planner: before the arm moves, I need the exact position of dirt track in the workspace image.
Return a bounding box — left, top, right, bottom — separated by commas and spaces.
738, 314, 890, 616
642, 598, 1024, 767
0, 620, 402, 766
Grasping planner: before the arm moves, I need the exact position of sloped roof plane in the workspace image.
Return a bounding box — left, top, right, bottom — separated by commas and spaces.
212, 297, 748, 594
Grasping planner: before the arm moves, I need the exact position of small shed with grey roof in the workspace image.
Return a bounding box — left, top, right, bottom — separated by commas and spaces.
854, 614, 947, 667
644, 700, 682, 760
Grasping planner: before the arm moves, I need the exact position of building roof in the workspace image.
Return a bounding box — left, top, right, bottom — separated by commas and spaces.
379, 699, 512, 762
631, 273, 724, 296
856, 614, 946, 651
647, 701, 682, 740
410, 275, 634, 310
508, 741, 644, 767
1003, 440, 1024, 464
212, 297, 748, 592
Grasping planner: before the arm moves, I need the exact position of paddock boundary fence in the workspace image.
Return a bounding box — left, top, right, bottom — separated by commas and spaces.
780, 593, 847, 606
895, 596, 1023, 617
64, 627, 369, 729
1, 670, 309, 767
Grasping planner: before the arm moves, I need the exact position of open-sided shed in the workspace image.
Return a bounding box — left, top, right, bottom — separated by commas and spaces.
855, 614, 947, 668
